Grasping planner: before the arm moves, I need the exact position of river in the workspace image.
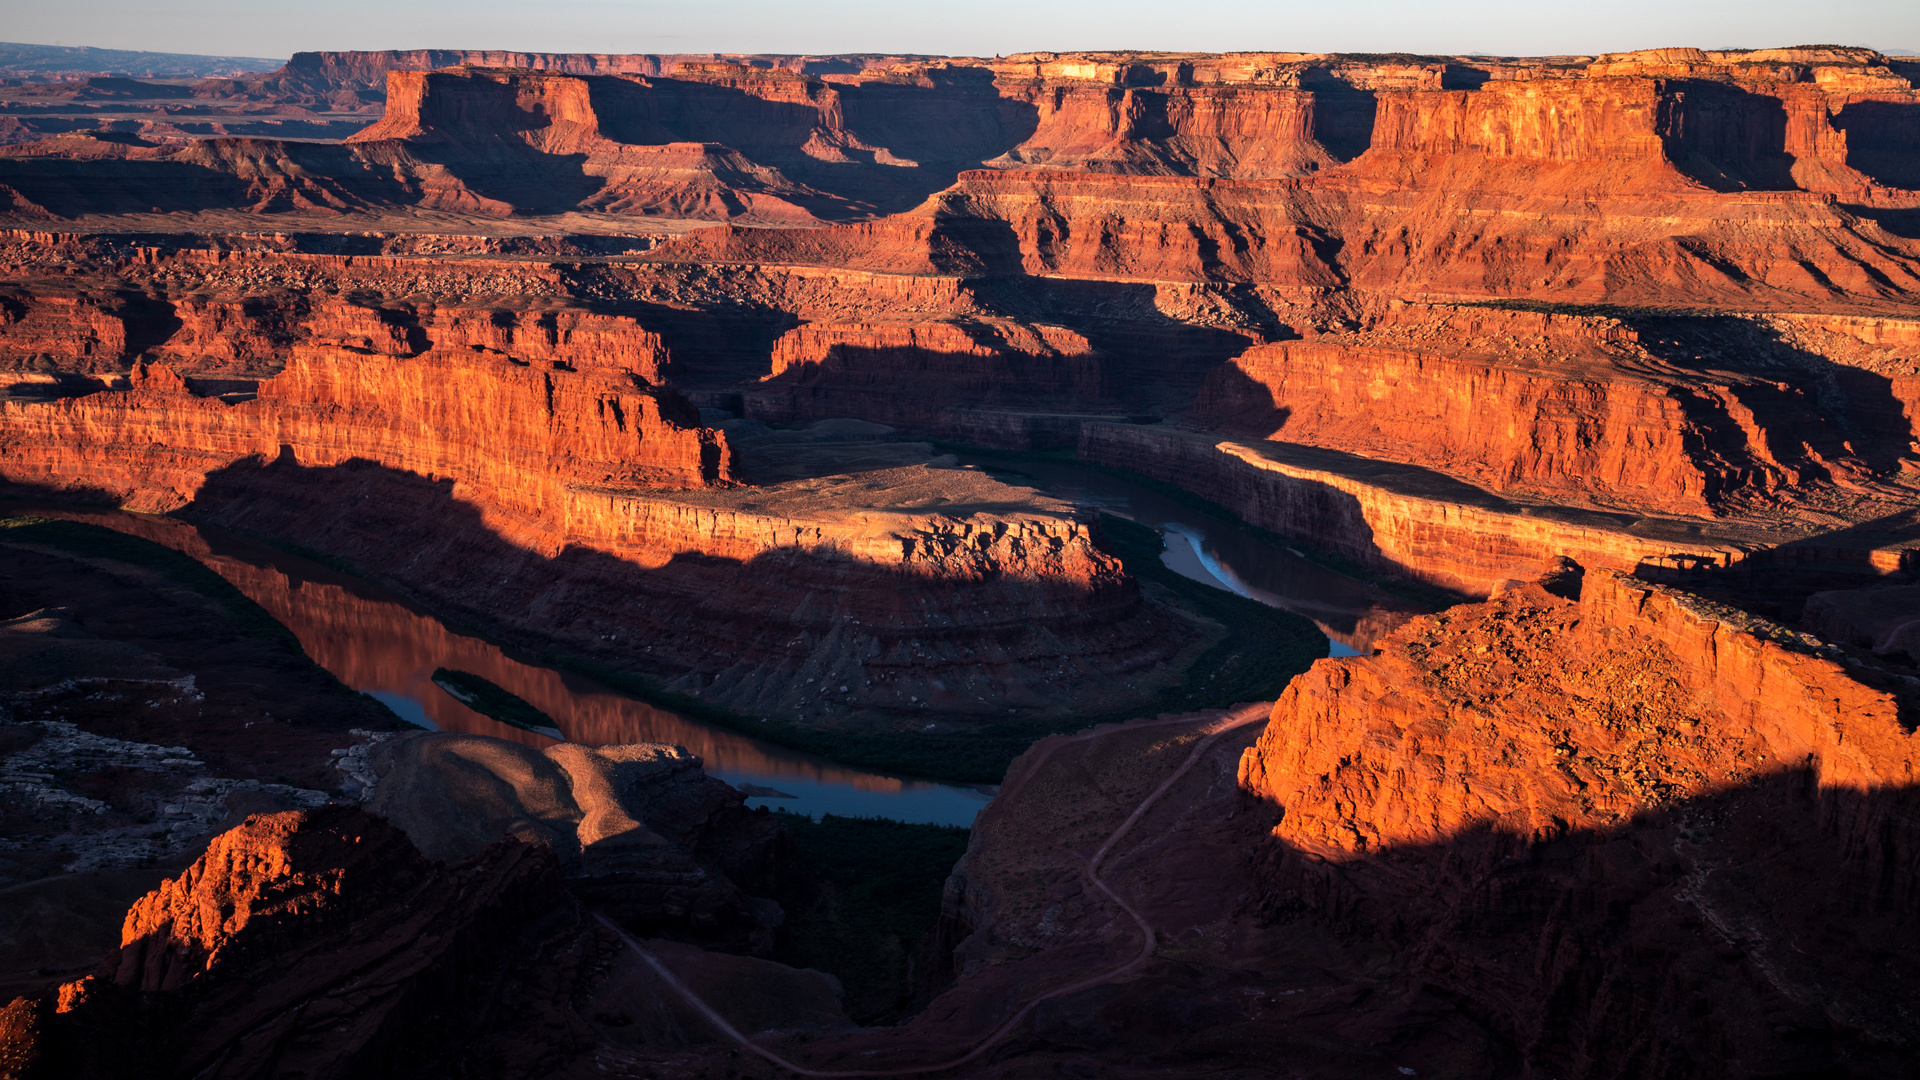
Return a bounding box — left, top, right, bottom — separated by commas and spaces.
961, 456, 1423, 654
20, 465, 1418, 827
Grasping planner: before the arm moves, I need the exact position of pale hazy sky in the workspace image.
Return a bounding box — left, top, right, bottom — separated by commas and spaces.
9, 0, 1918, 61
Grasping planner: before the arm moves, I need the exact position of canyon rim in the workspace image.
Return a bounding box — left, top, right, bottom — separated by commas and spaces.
0, 36, 1916, 1080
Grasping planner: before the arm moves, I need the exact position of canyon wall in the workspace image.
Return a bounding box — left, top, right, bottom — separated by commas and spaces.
744, 316, 1113, 439
0, 350, 727, 518
8, 46, 1919, 250
0, 252, 666, 381
1078, 422, 1746, 594
1237, 569, 1920, 1072
15, 806, 609, 1078
3, 44, 1917, 717
1196, 309, 1885, 516
0, 341, 1207, 726
208, 48, 924, 101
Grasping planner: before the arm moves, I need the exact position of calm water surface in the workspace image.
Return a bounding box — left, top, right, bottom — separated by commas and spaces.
29, 465, 1418, 826
958, 457, 1424, 653
28, 506, 994, 826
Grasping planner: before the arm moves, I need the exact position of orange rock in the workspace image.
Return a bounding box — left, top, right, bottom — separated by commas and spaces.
38, 805, 611, 1078
115, 807, 429, 992
1199, 330, 1872, 517
0, 348, 729, 519
1233, 568, 1920, 1072
1240, 567, 1917, 856
1077, 422, 1750, 594
747, 317, 1107, 436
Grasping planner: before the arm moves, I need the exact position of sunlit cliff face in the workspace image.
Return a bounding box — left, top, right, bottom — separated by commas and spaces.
1, 42, 1918, 1080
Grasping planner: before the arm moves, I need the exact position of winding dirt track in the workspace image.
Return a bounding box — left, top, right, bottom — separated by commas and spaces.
596, 702, 1272, 1077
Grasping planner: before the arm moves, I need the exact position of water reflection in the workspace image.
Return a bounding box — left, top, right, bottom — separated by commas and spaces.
19, 460, 1418, 827
957, 457, 1424, 651
22, 506, 994, 826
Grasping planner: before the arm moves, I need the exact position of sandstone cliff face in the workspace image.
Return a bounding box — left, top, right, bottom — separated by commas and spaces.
10, 46, 1917, 250
174, 447, 1191, 726
29, 805, 605, 1079
1197, 306, 1888, 516
215, 48, 917, 102
1079, 422, 1748, 594
113, 806, 433, 992
0, 270, 669, 383
670, 171, 1919, 317
987, 81, 1364, 177
0, 350, 729, 520
746, 317, 1110, 436
1238, 570, 1920, 1073
347, 69, 842, 222
0, 318, 1205, 726
1241, 568, 1918, 847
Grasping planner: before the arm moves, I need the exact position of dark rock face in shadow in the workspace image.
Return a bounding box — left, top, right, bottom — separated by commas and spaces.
365, 732, 792, 952
180, 452, 1190, 729
1243, 572, 1920, 1077
14, 806, 607, 1079
1836, 99, 1920, 190
1663, 80, 1797, 192
1245, 768, 1920, 1078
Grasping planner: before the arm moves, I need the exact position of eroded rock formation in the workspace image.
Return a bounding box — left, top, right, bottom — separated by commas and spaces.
14, 806, 608, 1079
2, 38, 1919, 1080
2, 43, 1917, 727
365, 732, 790, 951
1197, 304, 1892, 517
1, 349, 727, 512
1237, 568, 1920, 1073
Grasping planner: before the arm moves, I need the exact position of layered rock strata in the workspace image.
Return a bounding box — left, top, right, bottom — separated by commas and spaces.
10, 806, 610, 1078
743, 316, 1123, 444
1238, 569, 1920, 1073
0, 350, 728, 516
1078, 421, 1756, 594
1197, 304, 1901, 516
173, 438, 1196, 725
3, 42, 1919, 714
7, 46, 1919, 244
1, 347, 1206, 724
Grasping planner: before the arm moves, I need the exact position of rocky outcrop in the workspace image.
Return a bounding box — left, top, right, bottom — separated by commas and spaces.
0, 348, 729, 517
0, 277, 671, 383
14, 806, 606, 1079
2, 347, 1213, 728
1078, 422, 1749, 594
170, 444, 1196, 726
203, 49, 920, 103
1238, 569, 1920, 1074
745, 317, 1112, 439
0, 512, 415, 1006
343, 68, 843, 222
0, 795, 848, 1078
9, 46, 1917, 253
1197, 305, 1886, 515
985, 81, 1365, 177
365, 732, 790, 950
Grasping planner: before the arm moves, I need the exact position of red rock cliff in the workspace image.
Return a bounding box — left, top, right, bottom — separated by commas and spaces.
1237, 569, 1920, 1071
22, 806, 602, 1079
0, 348, 731, 524
1198, 306, 1882, 516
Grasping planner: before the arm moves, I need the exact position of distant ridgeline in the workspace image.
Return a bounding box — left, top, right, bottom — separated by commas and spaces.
0, 41, 283, 80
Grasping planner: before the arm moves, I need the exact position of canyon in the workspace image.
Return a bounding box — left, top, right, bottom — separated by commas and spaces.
0, 39, 1916, 1079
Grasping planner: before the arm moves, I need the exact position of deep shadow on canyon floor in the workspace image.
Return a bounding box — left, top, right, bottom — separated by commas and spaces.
2, 40, 1920, 1080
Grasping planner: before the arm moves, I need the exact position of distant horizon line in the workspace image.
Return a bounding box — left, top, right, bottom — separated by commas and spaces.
5, 38, 1916, 66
